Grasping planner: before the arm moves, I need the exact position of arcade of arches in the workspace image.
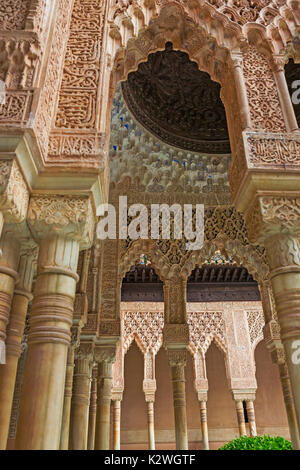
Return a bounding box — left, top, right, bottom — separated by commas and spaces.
1, 0, 300, 451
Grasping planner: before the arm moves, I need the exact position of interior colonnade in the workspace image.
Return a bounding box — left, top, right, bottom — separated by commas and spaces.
0, 0, 300, 451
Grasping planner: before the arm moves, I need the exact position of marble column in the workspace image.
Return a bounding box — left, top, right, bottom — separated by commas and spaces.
199, 400, 209, 450
272, 62, 298, 132
231, 54, 251, 129
69, 342, 94, 450
94, 353, 115, 450
168, 350, 188, 450
264, 233, 300, 440
146, 400, 155, 450
112, 398, 121, 450
15, 235, 80, 449
87, 365, 98, 450
59, 345, 75, 450
278, 360, 300, 449
234, 400, 247, 437
143, 352, 157, 450
0, 232, 20, 365
0, 250, 35, 450
246, 400, 257, 437
260, 282, 300, 448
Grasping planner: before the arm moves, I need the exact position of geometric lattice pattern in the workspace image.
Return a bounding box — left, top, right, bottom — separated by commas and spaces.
122, 310, 164, 355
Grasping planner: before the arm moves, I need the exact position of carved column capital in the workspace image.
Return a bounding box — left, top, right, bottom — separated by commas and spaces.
245, 196, 300, 246
167, 349, 187, 368
143, 378, 156, 403
70, 324, 83, 349
232, 389, 256, 402
75, 339, 95, 362
27, 194, 96, 249
94, 344, 117, 365
0, 159, 29, 225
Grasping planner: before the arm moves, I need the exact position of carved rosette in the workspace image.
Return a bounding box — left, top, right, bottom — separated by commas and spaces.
0, 159, 29, 224
27, 194, 95, 248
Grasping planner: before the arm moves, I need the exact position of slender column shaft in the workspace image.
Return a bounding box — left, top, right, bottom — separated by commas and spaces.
87, 366, 98, 450
235, 400, 247, 437
0, 290, 31, 449
112, 400, 121, 450
0, 212, 3, 244
0, 235, 20, 361
6, 345, 27, 450
15, 235, 79, 450
171, 365, 188, 450
59, 346, 75, 450
147, 401, 155, 450
265, 234, 300, 446
232, 56, 251, 129
69, 354, 91, 450
273, 66, 298, 132
199, 400, 209, 450
278, 362, 300, 449
246, 400, 257, 437
94, 361, 113, 450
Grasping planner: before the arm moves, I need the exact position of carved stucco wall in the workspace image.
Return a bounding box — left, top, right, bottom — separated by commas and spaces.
113, 300, 265, 398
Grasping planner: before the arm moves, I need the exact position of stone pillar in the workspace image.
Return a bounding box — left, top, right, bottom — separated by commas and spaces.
6, 342, 28, 450
94, 346, 116, 450
87, 364, 98, 450
146, 400, 155, 450
168, 350, 189, 450
15, 194, 94, 450
234, 400, 247, 437
143, 351, 157, 450
193, 352, 209, 450
111, 341, 124, 451
261, 282, 300, 448
0, 232, 20, 364
278, 359, 300, 449
272, 59, 298, 132
60, 345, 75, 450
264, 233, 300, 438
231, 54, 251, 129
112, 397, 122, 450
199, 399, 209, 450
0, 249, 35, 450
69, 341, 94, 450
246, 400, 257, 437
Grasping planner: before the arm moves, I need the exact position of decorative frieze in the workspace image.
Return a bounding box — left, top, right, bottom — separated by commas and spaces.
244, 132, 300, 168
49, 0, 107, 166
243, 46, 285, 132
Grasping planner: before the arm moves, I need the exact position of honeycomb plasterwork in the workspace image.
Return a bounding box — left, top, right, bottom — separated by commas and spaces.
110, 85, 231, 203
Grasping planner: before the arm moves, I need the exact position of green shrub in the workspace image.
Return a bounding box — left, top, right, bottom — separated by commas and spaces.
219, 435, 292, 450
